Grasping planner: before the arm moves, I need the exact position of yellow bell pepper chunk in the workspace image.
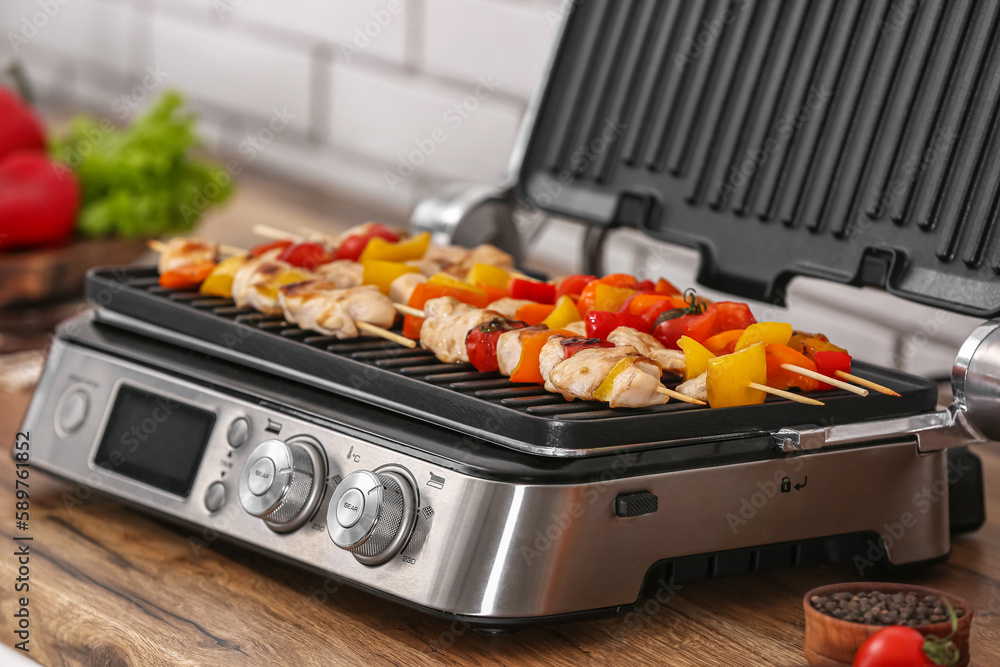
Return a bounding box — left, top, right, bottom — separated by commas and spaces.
592, 283, 635, 312
736, 321, 793, 351
252, 268, 314, 302
199, 256, 246, 298
677, 335, 715, 381
362, 260, 419, 295
358, 231, 431, 263
542, 295, 582, 330
594, 356, 635, 403
706, 343, 767, 408
466, 263, 510, 289
428, 272, 487, 297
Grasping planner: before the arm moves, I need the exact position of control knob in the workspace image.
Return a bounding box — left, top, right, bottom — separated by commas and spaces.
238, 437, 326, 532
327, 469, 417, 565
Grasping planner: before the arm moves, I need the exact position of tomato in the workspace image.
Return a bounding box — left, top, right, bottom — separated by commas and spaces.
710, 301, 757, 332
556, 274, 595, 300
853, 626, 935, 667
249, 239, 293, 258
652, 313, 698, 349
334, 225, 399, 262
277, 242, 335, 270
585, 310, 620, 340
617, 312, 649, 333
635, 279, 655, 291
466, 318, 528, 372
684, 308, 718, 343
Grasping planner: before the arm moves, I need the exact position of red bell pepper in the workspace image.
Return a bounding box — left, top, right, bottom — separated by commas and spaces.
508, 278, 556, 305
556, 274, 595, 300
813, 350, 852, 390
0, 152, 80, 251
635, 279, 655, 291
0, 88, 46, 162
333, 224, 400, 261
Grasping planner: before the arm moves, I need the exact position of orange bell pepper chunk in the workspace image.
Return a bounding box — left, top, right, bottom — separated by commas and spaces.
402, 282, 491, 339
703, 329, 744, 356
159, 261, 216, 289
510, 328, 576, 383
515, 302, 556, 326
765, 344, 820, 392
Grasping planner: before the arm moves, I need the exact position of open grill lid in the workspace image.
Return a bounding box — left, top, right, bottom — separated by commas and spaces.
517, 0, 1000, 318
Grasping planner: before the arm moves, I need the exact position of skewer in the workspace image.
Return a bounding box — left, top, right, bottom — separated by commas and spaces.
780, 364, 869, 397
656, 386, 706, 405
394, 303, 426, 318
748, 382, 825, 406
834, 370, 901, 397
357, 322, 416, 348
252, 223, 303, 242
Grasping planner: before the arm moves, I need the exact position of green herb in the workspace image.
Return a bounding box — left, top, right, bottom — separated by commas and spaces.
50, 90, 232, 237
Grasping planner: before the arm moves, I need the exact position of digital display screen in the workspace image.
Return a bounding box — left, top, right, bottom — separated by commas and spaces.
94, 385, 216, 497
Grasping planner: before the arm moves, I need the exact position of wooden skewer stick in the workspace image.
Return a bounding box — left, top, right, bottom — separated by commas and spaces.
834, 370, 901, 397
147, 239, 166, 252
394, 303, 426, 318
656, 386, 706, 405
748, 382, 825, 406
780, 364, 869, 397
356, 321, 416, 348
252, 223, 303, 242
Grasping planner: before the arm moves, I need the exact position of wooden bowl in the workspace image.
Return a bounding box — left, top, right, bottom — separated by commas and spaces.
803, 582, 973, 666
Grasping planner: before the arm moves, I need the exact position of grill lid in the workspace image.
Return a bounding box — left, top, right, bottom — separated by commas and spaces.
517, 0, 1000, 318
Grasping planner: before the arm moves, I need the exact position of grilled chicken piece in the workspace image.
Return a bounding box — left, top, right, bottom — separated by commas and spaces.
564, 320, 587, 336
676, 372, 708, 401
420, 297, 501, 363
607, 326, 685, 375
232, 257, 294, 314
486, 298, 533, 319
157, 237, 219, 274
547, 346, 639, 402
316, 260, 364, 289
454, 244, 515, 274
280, 282, 395, 338
421, 245, 469, 274
539, 336, 570, 393
604, 356, 668, 408
390, 272, 427, 305
496, 325, 546, 375
405, 259, 444, 277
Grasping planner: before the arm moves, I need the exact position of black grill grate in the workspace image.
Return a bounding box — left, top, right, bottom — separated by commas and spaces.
88, 267, 939, 454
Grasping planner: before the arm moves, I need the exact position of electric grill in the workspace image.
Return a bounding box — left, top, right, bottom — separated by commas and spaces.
19, 0, 1000, 630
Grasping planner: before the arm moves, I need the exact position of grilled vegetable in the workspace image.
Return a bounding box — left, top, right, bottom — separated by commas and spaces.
764, 344, 819, 392
357, 230, 429, 262
277, 242, 335, 270
678, 335, 714, 381
706, 343, 767, 408
542, 295, 582, 330
508, 277, 556, 305
199, 255, 246, 297
159, 260, 216, 289
466, 317, 528, 372
466, 263, 511, 290
736, 321, 793, 350
814, 350, 852, 390
362, 260, 420, 295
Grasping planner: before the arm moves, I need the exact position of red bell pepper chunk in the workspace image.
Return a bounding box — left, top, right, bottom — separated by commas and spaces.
813, 350, 852, 390
277, 242, 335, 270
333, 224, 400, 261
584, 310, 619, 340
508, 278, 556, 305
556, 274, 596, 300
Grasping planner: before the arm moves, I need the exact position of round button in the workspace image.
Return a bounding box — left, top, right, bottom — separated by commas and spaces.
247, 457, 276, 496
56, 388, 90, 436
204, 481, 227, 512
336, 488, 365, 528
227, 417, 250, 448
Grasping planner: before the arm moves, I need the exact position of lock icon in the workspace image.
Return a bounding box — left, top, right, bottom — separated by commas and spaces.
780, 477, 791, 493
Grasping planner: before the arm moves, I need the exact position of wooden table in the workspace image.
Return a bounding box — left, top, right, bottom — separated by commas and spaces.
1, 386, 998, 667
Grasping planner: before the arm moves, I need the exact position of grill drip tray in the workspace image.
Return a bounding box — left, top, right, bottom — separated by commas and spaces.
87, 267, 938, 456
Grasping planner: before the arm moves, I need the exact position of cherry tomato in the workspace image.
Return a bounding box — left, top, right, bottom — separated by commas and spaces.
652, 313, 697, 349
710, 301, 756, 332
853, 626, 935, 667
277, 242, 335, 270
585, 310, 620, 340
249, 239, 293, 257
333, 225, 400, 262
683, 308, 718, 343
617, 312, 650, 333
466, 317, 528, 372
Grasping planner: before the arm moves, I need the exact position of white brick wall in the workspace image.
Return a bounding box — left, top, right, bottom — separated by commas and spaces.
0, 0, 984, 376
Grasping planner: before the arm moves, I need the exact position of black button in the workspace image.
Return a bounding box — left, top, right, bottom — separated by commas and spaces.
615, 491, 658, 517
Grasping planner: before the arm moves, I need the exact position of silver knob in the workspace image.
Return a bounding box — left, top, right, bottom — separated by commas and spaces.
327, 469, 417, 565
238, 437, 326, 533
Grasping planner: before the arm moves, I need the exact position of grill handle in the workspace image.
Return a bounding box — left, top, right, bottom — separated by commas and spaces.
952, 318, 1000, 442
